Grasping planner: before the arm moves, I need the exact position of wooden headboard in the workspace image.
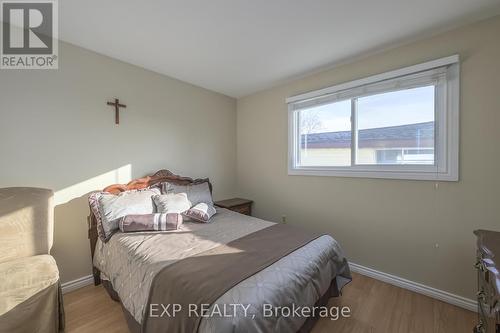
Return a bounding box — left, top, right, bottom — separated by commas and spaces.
87, 169, 212, 285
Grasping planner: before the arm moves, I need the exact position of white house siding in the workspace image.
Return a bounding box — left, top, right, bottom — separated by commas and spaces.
300, 148, 376, 166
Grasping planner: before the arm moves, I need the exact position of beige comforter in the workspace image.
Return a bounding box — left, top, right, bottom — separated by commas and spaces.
94, 208, 350, 332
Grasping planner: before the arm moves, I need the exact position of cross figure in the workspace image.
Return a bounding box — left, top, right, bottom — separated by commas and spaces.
106, 98, 127, 124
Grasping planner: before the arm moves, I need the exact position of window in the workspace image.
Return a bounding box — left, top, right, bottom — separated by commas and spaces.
287, 55, 459, 181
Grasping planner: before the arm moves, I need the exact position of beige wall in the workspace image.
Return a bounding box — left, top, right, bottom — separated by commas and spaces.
237, 16, 500, 299
1, 15, 499, 300
0, 41, 237, 283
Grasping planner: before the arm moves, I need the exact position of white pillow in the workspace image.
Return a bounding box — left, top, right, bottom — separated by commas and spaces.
183, 203, 217, 223
97, 188, 160, 239
152, 193, 191, 214
161, 182, 212, 206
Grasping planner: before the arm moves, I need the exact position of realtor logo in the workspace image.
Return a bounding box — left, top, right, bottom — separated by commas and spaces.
1, 0, 58, 69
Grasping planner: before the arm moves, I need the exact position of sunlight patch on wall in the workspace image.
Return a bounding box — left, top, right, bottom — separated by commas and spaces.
54, 164, 132, 205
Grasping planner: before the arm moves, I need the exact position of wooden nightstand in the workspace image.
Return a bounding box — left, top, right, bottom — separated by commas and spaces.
214, 198, 253, 216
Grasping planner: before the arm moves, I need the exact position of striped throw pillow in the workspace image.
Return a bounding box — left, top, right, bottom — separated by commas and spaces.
119, 213, 183, 232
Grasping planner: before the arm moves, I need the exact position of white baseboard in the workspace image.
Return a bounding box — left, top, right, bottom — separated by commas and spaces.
349, 262, 477, 312
59, 264, 478, 312
61, 275, 94, 294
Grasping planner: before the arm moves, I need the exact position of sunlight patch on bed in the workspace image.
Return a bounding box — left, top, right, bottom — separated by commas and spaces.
194, 244, 245, 256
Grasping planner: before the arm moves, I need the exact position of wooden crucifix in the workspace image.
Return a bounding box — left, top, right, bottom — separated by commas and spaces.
106, 98, 127, 124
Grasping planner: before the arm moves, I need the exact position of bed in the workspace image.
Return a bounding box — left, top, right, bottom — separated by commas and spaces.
87, 169, 351, 333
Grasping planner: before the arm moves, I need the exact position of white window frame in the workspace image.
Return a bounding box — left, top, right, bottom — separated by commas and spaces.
287, 55, 460, 181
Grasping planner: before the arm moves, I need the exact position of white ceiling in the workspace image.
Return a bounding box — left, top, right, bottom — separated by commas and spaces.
60, 0, 500, 97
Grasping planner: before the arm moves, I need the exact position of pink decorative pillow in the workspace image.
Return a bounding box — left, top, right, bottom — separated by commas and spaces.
119, 213, 183, 232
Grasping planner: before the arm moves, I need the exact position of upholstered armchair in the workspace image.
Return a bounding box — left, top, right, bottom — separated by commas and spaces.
0, 188, 64, 333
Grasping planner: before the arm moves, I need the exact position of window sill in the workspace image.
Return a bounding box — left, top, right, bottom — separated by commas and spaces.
288, 168, 458, 181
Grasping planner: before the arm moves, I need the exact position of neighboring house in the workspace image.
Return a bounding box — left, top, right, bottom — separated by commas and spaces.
300, 121, 434, 166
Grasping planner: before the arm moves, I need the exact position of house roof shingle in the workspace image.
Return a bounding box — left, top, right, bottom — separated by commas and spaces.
301, 121, 434, 149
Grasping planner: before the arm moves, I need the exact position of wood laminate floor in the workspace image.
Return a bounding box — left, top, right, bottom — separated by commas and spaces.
63, 272, 477, 333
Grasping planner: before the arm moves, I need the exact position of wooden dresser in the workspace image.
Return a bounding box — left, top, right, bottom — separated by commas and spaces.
474, 230, 500, 333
